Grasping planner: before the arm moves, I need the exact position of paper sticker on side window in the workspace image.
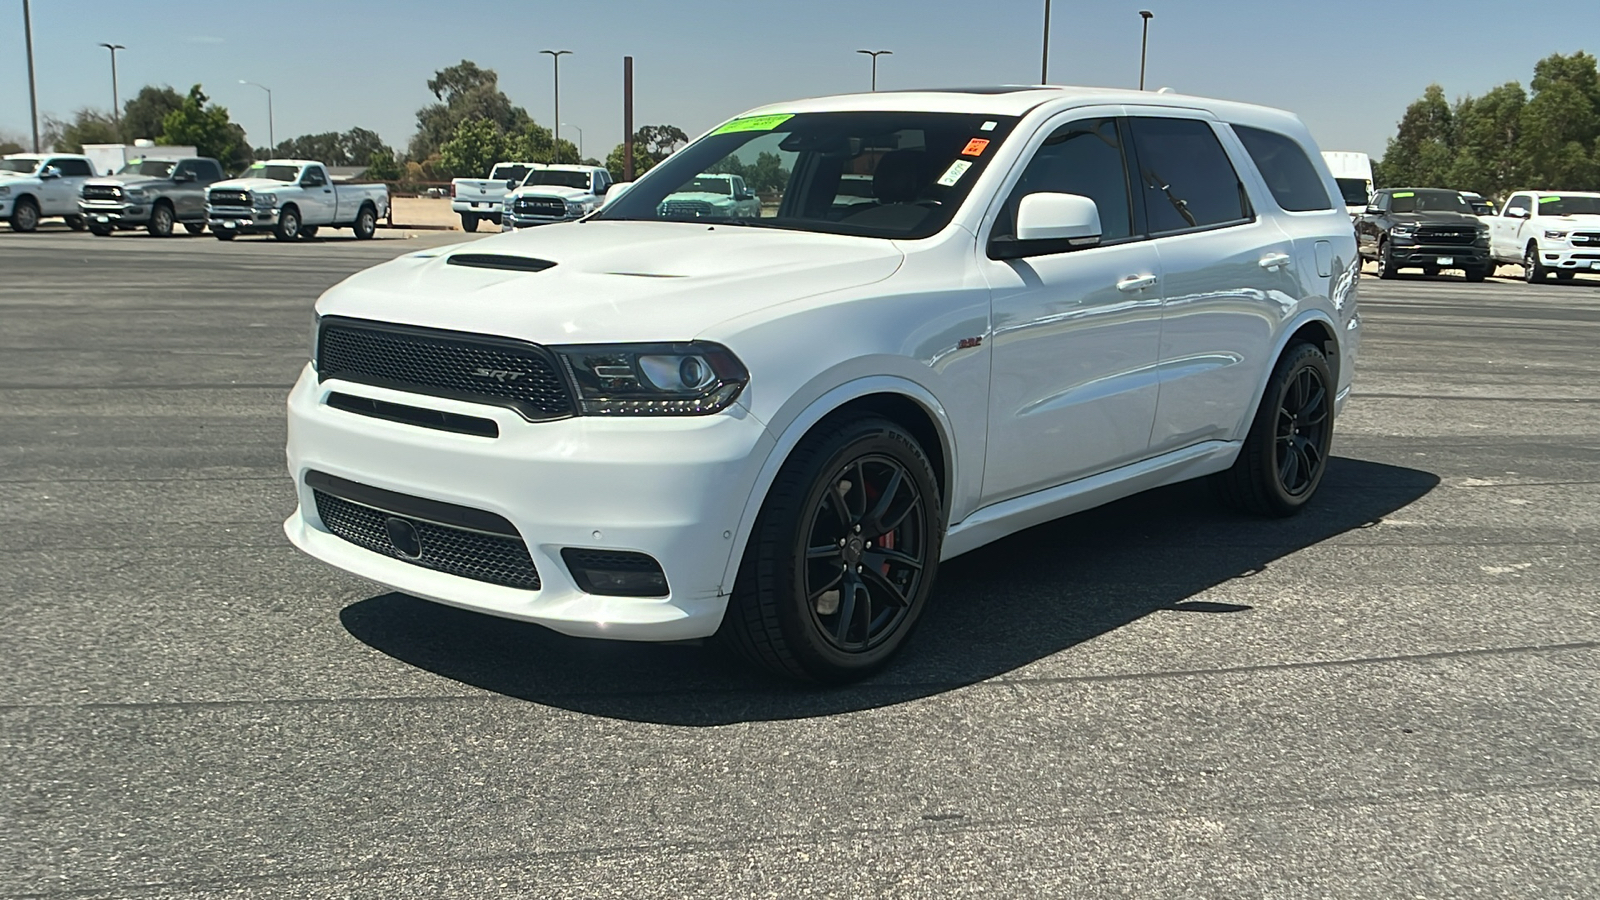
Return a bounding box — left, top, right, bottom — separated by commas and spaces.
711, 114, 795, 135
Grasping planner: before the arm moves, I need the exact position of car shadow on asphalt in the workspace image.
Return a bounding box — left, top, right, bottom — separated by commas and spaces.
339, 456, 1438, 725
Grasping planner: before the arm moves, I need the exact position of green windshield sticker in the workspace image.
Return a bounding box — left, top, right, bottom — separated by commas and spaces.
711, 114, 794, 135
1392, 191, 1415, 198
1540, 196, 1561, 203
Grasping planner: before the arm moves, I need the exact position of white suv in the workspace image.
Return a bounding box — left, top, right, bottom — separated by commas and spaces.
286, 87, 1360, 682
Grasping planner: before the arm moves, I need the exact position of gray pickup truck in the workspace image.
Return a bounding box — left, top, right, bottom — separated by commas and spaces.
78, 157, 226, 236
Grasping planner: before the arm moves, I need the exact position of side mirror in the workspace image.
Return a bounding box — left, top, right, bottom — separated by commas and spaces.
991, 193, 1103, 260
1365, 205, 1382, 215
1507, 207, 1530, 219
595, 182, 609, 196
600, 182, 632, 208
506, 179, 518, 190
173, 171, 195, 183
39, 165, 62, 180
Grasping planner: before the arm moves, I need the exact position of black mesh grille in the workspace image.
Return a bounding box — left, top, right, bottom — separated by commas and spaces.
316, 318, 574, 420
1414, 227, 1477, 245
81, 185, 122, 201
209, 189, 251, 207
514, 197, 567, 217
313, 490, 541, 590
660, 200, 714, 218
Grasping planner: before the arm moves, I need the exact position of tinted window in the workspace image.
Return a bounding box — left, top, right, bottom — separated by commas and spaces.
1388, 189, 1471, 214
1504, 195, 1530, 216
52, 158, 93, 177
1233, 125, 1332, 212
198, 160, 222, 182
301, 168, 326, 186
1128, 117, 1251, 232
995, 117, 1133, 241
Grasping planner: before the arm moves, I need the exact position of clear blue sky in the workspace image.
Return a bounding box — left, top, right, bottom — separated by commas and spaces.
4, 0, 1596, 161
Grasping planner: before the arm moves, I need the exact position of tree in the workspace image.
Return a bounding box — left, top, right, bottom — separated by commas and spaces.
605, 141, 655, 181
258, 128, 396, 167
160, 85, 250, 172
121, 85, 183, 142
0, 137, 23, 155
1376, 83, 1455, 188
408, 60, 532, 161
636, 124, 689, 159
438, 117, 512, 178
1447, 83, 1526, 197
42, 108, 119, 153
365, 150, 401, 182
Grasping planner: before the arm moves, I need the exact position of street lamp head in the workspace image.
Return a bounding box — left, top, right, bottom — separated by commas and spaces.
540, 49, 573, 57
856, 49, 892, 57
1140, 9, 1154, 19
100, 42, 124, 50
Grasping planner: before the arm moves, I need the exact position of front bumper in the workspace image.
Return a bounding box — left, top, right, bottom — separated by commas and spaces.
453, 201, 503, 220
208, 206, 278, 234
501, 213, 578, 231
283, 366, 776, 641
1535, 245, 1600, 271
1386, 239, 1489, 269
80, 201, 149, 225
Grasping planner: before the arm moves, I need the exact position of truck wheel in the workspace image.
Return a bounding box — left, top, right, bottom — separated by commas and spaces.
717, 415, 943, 683
65, 215, 86, 232
1523, 245, 1548, 283
1211, 341, 1334, 518
1464, 266, 1488, 283
183, 222, 206, 235
353, 205, 377, 240
300, 225, 319, 240
1556, 270, 1575, 281
460, 213, 479, 233
9, 197, 39, 232
88, 222, 114, 237
273, 207, 301, 242
1376, 240, 1399, 279
1422, 265, 1440, 278
146, 202, 174, 237
214, 231, 235, 241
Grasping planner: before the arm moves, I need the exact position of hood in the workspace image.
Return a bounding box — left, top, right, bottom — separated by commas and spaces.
1542, 213, 1600, 228
209, 177, 291, 193
1390, 211, 1481, 226
315, 221, 905, 344
0, 169, 39, 182
511, 184, 590, 200
87, 174, 168, 188
664, 192, 737, 205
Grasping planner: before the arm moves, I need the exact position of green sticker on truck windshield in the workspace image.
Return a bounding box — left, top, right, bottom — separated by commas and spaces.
1392, 191, 1415, 198
1540, 196, 1562, 203
711, 114, 794, 135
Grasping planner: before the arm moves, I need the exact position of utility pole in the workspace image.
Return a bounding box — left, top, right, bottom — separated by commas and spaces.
100, 43, 125, 136
623, 55, 634, 182
563, 123, 583, 160
540, 49, 572, 163
1041, 0, 1052, 84
239, 81, 273, 151
856, 50, 891, 92
1139, 10, 1154, 90
24, 0, 40, 151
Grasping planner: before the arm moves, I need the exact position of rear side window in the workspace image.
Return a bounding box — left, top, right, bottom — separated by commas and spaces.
1128, 117, 1251, 233
1232, 125, 1332, 212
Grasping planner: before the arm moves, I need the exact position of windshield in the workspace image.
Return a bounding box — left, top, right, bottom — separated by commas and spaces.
243, 164, 299, 182
1389, 189, 1471, 214
521, 170, 592, 189
1470, 200, 1495, 215
0, 157, 42, 174
490, 164, 533, 182
1334, 178, 1369, 207
1536, 195, 1600, 215
117, 160, 177, 178
595, 111, 1021, 239
678, 175, 735, 196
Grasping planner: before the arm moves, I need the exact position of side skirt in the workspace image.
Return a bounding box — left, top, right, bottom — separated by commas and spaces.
941, 440, 1240, 560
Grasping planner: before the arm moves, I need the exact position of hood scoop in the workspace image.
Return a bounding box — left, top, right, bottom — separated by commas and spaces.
446, 253, 556, 273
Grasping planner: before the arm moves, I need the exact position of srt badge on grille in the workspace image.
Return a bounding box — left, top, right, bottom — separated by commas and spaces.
471, 367, 528, 383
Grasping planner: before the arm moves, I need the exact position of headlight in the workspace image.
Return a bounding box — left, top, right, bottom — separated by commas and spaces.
124, 187, 146, 200
565, 201, 586, 217
253, 193, 276, 208
1390, 223, 1418, 237
553, 342, 749, 416
1544, 230, 1568, 240
0, 186, 11, 198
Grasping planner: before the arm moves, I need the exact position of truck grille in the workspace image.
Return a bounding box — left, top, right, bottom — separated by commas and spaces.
1570, 232, 1600, 246
1414, 226, 1477, 245
209, 189, 251, 207
659, 200, 715, 218
316, 317, 575, 420
513, 197, 567, 218
311, 485, 541, 591
81, 185, 122, 201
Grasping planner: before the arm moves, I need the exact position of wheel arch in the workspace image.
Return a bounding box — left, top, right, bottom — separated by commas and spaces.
1228, 310, 1341, 445
717, 377, 957, 592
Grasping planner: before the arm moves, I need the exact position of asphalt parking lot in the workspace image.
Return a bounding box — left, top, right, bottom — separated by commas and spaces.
2, 229, 1597, 898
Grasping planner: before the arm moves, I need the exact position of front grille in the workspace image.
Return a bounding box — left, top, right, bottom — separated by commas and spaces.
1571, 232, 1600, 246
81, 184, 122, 201
209, 189, 251, 207
312, 487, 541, 590
660, 200, 714, 218
514, 197, 567, 218
1414, 227, 1477, 245
316, 318, 574, 420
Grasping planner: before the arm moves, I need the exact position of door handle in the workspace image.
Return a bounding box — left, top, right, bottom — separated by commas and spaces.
1117, 274, 1158, 292
1259, 252, 1292, 270
323, 189, 333, 193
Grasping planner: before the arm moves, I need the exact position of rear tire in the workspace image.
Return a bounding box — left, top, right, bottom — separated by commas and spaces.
146, 202, 174, 237
1464, 266, 1488, 283
300, 225, 319, 240
460, 213, 479, 233
1211, 342, 1334, 518
353, 205, 377, 240
183, 222, 206, 235
9, 197, 39, 232
717, 415, 943, 683
1423, 265, 1440, 278
214, 231, 235, 241
65, 215, 86, 232
1556, 270, 1575, 281
273, 207, 301, 242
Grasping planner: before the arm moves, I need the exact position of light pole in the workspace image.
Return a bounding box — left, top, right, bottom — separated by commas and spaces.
540, 49, 572, 162
1041, 0, 1052, 83
1138, 10, 1154, 90
24, 0, 40, 151
563, 123, 583, 160
99, 43, 124, 136
856, 49, 891, 92
239, 80, 273, 152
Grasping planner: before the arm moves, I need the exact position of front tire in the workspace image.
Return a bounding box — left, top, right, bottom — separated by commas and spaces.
460, 213, 479, 233
146, 202, 174, 237
1376, 240, 1399, 279
183, 222, 206, 235
88, 222, 114, 237
65, 215, 86, 232
718, 416, 943, 683
273, 207, 301, 242
1524, 245, 1549, 283
353, 205, 377, 240
1212, 342, 1334, 517
9, 197, 39, 232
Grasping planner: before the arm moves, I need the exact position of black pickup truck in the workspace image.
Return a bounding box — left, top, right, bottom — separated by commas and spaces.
1355, 187, 1491, 281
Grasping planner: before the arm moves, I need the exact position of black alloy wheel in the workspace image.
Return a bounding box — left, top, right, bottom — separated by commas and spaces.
146, 202, 174, 237
1524, 246, 1548, 283
274, 207, 301, 242
719, 416, 942, 682
1376, 240, 1398, 279
1212, 342, 1334, 517
9, 197, 39, 233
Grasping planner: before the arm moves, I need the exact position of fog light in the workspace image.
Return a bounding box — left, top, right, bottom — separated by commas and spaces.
561, 548, 669, 597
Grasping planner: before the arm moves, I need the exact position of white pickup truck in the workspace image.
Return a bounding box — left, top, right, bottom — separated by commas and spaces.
452, 161, 538, 232
0, 152, 96, 232
501, 165, 614, 230
1489, 190, 1600, 283
206, 159, 389, 241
